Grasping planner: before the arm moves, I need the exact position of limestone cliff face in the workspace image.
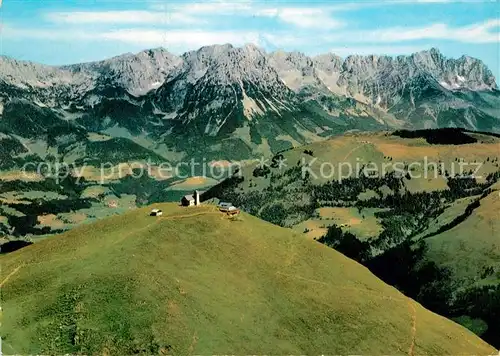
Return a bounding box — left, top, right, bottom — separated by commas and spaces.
269, 47, 496, 104
0, 45, 498, 142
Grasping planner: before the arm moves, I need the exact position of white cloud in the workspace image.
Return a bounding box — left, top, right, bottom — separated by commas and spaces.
99, 29, 167, 45
43, 0, 491, 34
344, 19, 499, 43
259, 20, 499, 48
404, 0, 494, 3
45, 10, 199, 25
61, 0, 254, 23
5, 11, 498, 57
164, 0, 253, 15
258, 7, 344, 30
259, 19, 497, 46
2, 25, 261, 51
1, 25, 88, 41
258, 33, 306, 48
329, 45, 432, 57
100, 28, 261, 49
44, 2, 344, 30
360, 0, 495, 4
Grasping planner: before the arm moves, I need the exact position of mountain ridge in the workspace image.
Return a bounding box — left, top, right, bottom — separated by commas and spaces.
0, 45, 499, 163
1, 46, 495, 94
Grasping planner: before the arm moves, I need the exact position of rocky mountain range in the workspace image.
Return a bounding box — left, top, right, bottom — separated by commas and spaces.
2, 44, 499, 355
0, 45, 498, 164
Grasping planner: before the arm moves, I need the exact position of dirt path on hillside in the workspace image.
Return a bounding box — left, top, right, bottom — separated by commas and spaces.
0, 265, 23, 288
407, 300, 417, 356
275, 271, 406, 302
343, 142, 371, 161
277, 269, 423, 353
162, 211, 222, 221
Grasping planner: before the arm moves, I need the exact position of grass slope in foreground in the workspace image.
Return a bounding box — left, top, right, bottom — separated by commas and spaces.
0, 204, 496, 355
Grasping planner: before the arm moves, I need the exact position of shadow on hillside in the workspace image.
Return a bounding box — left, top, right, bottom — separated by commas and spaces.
392, 128, 478, 144
0, 240, 33, 254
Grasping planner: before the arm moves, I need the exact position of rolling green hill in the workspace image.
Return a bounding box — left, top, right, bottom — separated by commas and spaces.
361, 185, 500, 345
206, 128, 500, 346
207, 129, 500, 232
0, 204, 496, 355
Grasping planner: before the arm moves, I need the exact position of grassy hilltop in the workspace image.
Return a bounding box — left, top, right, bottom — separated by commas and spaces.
206, 128, 500, 347
0, 204, 496, 355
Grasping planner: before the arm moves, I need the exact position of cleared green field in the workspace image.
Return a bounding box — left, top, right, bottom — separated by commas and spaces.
293, 207, 385, 241
0, 204, 496, 355
413, 195, 481, 240
167, 176, 220, 191
425, 188, 500, 286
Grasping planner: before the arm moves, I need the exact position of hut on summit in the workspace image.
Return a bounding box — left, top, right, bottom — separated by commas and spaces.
181, 195, 195, 206
181, 190, 201, 207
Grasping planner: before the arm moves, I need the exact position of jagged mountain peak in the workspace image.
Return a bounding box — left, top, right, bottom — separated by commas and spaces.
242, 43, 263, 53
270, 50, 309, 60
0, 55, 87, 87
64, 48, 182, 96
267, 50, 319, 91
0, 44, 498, 141
151, 44, 295, 137
185, 43, 266, 61
313, 53, 343, 66
269, 50, 314, 72
178, 43, 277, 86
342, 54, 386, 73
188, 43, 235, 58
143, 46, 170, 54
413, 47, 442, 57
1, 45, 496, 96
65, 47, 178, 68
334, 48, 497, 100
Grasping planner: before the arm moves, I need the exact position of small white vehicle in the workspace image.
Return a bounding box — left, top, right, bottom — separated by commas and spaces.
218, 202, 233, 209
150, 209, 163, 216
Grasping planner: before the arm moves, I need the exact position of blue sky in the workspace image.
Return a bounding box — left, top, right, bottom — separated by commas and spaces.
1, 0, 499, 80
